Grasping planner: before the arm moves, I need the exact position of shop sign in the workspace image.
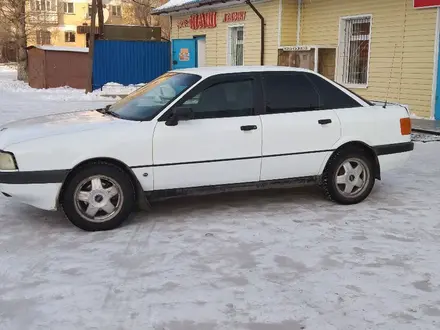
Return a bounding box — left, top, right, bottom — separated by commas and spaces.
177, 12, 217, 29
414, 0, 440, 8
223, 11, 246, 23
189, 12, 217, 29
177, 19, 189, 28
282, 46, 312, 51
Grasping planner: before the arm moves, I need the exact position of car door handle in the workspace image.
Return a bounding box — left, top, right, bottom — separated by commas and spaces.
241, 125, 258, 131
318, 119, 332, 125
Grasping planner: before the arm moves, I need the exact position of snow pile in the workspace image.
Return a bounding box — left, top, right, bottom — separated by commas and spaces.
412, 132, 440, 143
101, 82, 143, 96
0, 66, 137, 101
0, 67, 116, 124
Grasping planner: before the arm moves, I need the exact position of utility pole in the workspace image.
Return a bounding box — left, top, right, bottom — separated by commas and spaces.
97, 0, 104, 37
86, 0, 97, 93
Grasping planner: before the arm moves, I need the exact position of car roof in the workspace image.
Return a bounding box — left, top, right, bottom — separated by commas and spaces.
171, 66, 315, 78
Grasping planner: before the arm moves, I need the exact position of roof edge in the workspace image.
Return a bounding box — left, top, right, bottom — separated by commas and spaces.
152, 0, 244, 15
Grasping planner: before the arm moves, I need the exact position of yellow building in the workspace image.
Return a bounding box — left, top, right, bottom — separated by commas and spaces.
28, 0, 135, 48
154, 0, 440, 119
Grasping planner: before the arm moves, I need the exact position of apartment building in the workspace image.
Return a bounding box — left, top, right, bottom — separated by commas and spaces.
28, 0, 163, 48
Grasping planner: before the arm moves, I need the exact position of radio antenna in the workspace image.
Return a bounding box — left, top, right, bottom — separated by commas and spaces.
384, 43, 398, 109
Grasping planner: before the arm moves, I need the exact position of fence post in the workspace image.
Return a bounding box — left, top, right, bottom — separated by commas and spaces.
86, 0, 97, 93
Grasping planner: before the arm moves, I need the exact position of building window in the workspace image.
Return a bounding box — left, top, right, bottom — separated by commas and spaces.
339, 16, 371, 86
36, 30, 51, 45
228, 26, 244, 66
63, 2, 74, 14
65, 31, 76, 43
32, 0, 57, 12
88, 4, 93, 17
111, 5, 122, 17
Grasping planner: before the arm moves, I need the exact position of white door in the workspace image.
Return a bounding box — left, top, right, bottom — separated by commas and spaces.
260, 71, 344, 181
196, 37, 206, 67
152, 75, 262, 190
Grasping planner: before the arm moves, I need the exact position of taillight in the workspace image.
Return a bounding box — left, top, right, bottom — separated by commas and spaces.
400, 117, 411, 135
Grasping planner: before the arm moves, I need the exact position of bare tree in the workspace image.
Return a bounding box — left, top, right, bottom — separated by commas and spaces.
123, 0, 170, 41
0, 0, 60, 81
0, 0, 28, 80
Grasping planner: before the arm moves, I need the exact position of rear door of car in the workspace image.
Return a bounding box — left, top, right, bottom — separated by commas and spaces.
259, 71, 343, 181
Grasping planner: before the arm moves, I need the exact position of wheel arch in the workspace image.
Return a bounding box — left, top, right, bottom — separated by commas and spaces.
322, 141, 381, 180
57, 157, 150, 210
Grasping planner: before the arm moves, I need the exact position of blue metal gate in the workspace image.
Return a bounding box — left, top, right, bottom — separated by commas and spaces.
92, 40, 170, 91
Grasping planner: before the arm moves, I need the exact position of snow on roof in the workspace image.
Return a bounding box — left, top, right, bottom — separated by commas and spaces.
28, 45, 89, 53
153, 0, 244, 14
153, 0, 199, 13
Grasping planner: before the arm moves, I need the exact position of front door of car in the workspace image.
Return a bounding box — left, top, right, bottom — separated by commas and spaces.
152, 74, 263, 190
259, 72, 343, 180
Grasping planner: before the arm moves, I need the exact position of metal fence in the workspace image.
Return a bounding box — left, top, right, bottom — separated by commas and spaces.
92, 40, 170, 91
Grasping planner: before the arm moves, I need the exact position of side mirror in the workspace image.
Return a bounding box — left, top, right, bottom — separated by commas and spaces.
165, 105, 194, 126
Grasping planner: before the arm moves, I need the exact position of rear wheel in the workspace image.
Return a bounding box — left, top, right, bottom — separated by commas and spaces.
61, 162, 135, 231
322, 148, 375, 205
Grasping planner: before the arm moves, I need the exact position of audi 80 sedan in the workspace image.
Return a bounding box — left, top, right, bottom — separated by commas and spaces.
0, 66, 414, 231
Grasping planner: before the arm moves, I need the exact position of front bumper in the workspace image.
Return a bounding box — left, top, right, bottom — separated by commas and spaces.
0, 182, 62, 211
0, 169, 68, 211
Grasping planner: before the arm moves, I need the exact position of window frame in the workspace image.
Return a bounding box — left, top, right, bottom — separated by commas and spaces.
227, 25, 244, 66
36, 30, 51, 45
111, 5, 122, 17
259, 71, 369, 115
158, 73, 264, 122
260, 71, 323, 115
63, 2, 75, 14
304, 72, 364, 109
64, 31, 76, 43
337, 14, 373, 89
33, 0, 57, 12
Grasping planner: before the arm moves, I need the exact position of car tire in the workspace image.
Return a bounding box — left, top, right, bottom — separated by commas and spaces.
61, 162, 135, 231
322, 148, 376, 205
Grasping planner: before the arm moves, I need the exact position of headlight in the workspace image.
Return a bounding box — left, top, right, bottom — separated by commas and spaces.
0, 151, 17, 170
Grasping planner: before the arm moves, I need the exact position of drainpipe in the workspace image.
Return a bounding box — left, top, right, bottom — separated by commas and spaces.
246, 0, 264, 65
297, 0, 302, 45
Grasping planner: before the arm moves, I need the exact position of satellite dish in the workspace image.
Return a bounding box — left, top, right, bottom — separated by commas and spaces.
95, 8, 110, 25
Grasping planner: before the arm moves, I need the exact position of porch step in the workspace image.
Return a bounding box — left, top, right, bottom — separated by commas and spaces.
411, 118, 440, 136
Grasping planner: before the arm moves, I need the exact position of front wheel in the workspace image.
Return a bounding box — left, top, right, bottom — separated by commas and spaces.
61, 162, 135, 231
322, 149, 375, 205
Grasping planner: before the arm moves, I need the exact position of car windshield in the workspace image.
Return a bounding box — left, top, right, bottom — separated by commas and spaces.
108, 72, 201, 121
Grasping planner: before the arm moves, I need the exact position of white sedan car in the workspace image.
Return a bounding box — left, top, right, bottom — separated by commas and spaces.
0, 66, 414, 231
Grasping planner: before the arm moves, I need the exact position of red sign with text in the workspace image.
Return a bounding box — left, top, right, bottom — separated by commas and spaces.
189, 12, 217, 29
414, 0, 440, 8
223, 11, 246, 22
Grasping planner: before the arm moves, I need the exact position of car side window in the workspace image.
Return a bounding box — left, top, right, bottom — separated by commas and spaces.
182, 79, 254, 119
305, 73, 362, 109
262, 73, 320, 114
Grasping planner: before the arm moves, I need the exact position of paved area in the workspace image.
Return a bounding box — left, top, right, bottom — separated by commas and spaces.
1, 67, 440, 329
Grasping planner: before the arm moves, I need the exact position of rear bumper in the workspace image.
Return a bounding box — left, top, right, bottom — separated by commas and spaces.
375, 142, 414, 172
374, 142, 414, 156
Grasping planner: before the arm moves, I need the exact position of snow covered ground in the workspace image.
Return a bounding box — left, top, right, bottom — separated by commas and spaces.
1, 67, 440, 330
